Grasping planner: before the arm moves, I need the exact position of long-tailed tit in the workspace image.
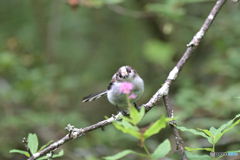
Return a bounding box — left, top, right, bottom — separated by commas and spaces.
82, 65, 144, 115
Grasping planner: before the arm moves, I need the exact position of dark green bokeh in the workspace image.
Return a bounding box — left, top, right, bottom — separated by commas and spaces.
0, 0, 240, 159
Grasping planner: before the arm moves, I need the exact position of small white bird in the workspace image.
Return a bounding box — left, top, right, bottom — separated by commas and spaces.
82, 65, 144, 115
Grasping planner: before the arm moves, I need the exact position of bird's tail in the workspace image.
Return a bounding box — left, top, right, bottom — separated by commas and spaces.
82, 91, 107, 102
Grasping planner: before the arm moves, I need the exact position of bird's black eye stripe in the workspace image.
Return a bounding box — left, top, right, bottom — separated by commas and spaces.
127, 68, 131, 73
118, 73, 122, 78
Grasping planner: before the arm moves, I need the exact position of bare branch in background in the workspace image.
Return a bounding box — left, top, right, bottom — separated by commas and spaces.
107, 4, 153, 19
27, 0, 226, 159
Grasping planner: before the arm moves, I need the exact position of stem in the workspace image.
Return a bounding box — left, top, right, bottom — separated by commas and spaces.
213, 140, 215, 160
143, 142, 154, 160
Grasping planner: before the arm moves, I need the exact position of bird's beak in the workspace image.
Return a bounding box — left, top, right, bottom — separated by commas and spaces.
121, 69, 128, 78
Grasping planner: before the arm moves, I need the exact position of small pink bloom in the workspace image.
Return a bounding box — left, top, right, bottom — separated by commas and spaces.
123, 90, 130, 94
119, 82, 133, 94
129, 94, 137, 99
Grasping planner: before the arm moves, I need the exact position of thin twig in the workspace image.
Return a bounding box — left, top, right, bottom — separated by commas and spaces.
163, 95, 187, 160
22, 138, 33, 157
27, 0, 226, 159
107, 4, 153, 19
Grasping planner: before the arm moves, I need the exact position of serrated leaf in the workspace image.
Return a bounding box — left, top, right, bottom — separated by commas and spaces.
103, 149, 148, 160
113, 122, 140, 138
151, 139, 171, 159
143, 115, 166, 139
28, 133, 38, 154
39, 140, 53, 151
175, 126, 209, 139
37, 149, 64, 160
9, 149, 30, 157
129, 105, 139, 125
185, 147, 213, 152
185, 151, 212, 160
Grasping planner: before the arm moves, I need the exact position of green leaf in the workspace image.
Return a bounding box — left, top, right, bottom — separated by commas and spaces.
185, 147, 213, 152
185, 151, 212, 160
122, 107, 145, 124
215, 114, 240, 136
227, 150, 240, 153
175, 126, 209, 139
215, 118, 240, 144
28, 133, 39, 154
197, 129, 212, 137
209, 127, 217, 135
143, 115, 166, 139
9, 149, 30, 157
151, 139, 171, 159
113, 122, 140, 139
121, 116, 134, 124
222, 118, 240, 135
214, 134, 222, 144
103, 150, 148, 160
37, 149, 64, 160
38, 140, 53, 151
213, 114, 240, 143
197, 128, 213, 144
52, 149, 64, 158
121, 119, 139, 131
129, 105, 140, 125
137, 107, 145, 124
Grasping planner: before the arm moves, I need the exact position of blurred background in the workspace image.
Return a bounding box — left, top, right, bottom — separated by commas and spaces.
1, 0, 240, 159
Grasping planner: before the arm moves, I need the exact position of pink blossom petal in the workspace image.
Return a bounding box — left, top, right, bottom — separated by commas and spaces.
123, 90, 130, 94
129, 94, 137, 99
119, 82, 133, 94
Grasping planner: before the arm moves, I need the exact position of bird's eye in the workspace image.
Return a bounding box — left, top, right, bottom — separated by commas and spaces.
127, 68, 131, 73
118, 73, 122, 78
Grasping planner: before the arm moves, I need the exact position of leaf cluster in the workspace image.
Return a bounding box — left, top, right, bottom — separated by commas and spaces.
10, 133, 63, 160
104, 106, 172, 160
176, 114, 240, 159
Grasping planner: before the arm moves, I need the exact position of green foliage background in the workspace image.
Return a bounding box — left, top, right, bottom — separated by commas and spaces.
0, 0, 240, 159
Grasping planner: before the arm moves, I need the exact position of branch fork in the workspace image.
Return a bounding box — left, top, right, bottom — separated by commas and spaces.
27, 0, 227, 159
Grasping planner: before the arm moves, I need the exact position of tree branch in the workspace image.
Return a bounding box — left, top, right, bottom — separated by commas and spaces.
163, 95, 187, 160
107, 4, 153, 19
27, 0, 226, 159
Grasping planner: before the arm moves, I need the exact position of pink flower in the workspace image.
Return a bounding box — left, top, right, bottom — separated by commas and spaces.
129, 94, 137, 99
119, 82, 133, 94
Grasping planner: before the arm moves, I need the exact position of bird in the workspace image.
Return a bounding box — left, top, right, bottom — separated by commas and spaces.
82, 65, 144, 115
